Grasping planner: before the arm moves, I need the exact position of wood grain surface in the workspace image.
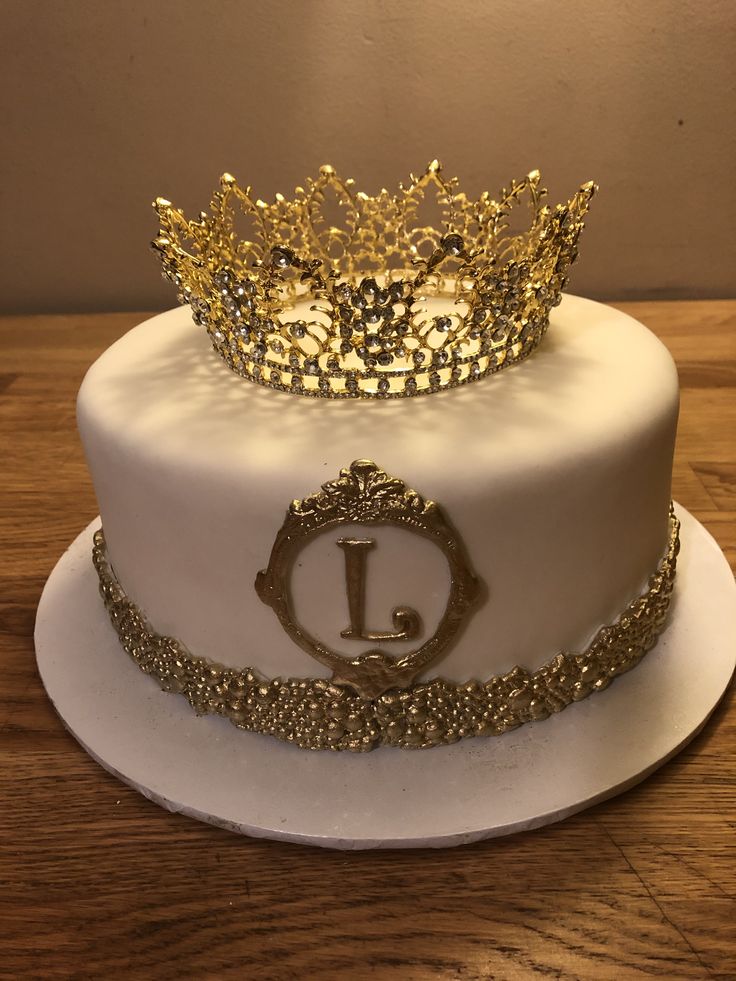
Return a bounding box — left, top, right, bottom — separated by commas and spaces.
1, 302, 734, 981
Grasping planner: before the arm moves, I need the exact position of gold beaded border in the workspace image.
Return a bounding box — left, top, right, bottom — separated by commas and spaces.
92, 509, 679, 752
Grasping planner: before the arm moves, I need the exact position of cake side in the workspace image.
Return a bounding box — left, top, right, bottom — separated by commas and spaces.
77, 295, 679, 685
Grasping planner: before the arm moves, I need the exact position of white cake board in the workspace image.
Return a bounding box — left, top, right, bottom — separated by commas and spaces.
35, 504, 736, 850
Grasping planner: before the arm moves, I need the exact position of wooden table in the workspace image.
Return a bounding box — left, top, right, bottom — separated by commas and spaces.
1, 303, 734, 980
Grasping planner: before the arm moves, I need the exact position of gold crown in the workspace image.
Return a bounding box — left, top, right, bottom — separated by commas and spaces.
152, 162, 596, 399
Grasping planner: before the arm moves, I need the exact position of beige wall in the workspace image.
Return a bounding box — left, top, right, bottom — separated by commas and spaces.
1, 0, 734, 314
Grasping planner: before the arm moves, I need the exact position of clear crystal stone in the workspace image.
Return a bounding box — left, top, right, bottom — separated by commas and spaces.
377, 352, 393, 367
404, 377, 417, 394
413, 351, 425, 366
377, 378, 390, 394
271, 246, 294, 268
441, 233, 464, 256
361, 278, 379, 301
290, 322, 306, 338
436, 317, 451, 332
304, 359, 320, 375
364, 307, 381, 324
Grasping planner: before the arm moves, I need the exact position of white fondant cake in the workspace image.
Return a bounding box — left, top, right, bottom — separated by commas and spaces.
77, 294, 678, 687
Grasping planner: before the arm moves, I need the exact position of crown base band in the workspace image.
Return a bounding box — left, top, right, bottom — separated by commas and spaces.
92, 510, 679, 752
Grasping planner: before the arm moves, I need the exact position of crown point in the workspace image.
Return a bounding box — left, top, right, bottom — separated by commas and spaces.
319, 164, 335, 177
221, 173, 236, 187
154, 197, 171, 211
428, 159, 442, 174
528, 169, 541, 181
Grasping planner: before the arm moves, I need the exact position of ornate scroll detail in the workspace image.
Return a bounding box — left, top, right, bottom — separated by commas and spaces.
255, 460, 481, 699
92, 508, 680, 752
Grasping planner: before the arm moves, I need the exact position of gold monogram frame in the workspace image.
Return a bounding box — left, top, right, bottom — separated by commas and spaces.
255, 460, 481, 699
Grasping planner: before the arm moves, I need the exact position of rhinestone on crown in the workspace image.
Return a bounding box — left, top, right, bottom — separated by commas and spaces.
152, 161, 596, 399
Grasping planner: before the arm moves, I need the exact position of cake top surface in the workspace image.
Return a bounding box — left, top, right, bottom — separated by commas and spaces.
78, 294, 678, 492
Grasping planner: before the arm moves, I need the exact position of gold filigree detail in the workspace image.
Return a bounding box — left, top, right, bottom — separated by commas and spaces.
92, 509, 679, 753
152, 162, 596, 399
255, 460, 481, 699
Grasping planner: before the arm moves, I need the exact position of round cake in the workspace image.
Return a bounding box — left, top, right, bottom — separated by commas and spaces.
75, 164, 681, 751
78, 295, 678, 703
